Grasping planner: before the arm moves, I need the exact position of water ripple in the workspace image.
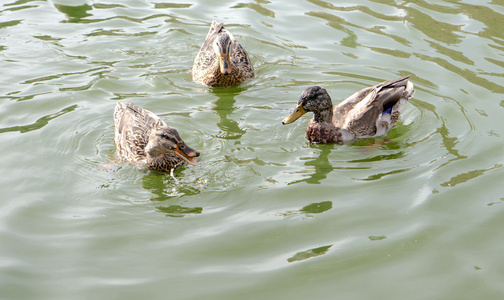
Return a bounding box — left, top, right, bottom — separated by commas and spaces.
1, 0, 504, 298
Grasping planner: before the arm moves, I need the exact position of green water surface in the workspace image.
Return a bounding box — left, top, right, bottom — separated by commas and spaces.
1, 0, 504, 299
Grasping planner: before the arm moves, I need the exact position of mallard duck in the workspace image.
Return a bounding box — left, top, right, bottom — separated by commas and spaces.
114, 102, 200, 171
282, 76, 415, 144
192, 20, 254, 87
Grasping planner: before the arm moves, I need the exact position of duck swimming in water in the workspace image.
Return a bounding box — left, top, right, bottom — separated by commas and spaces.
282, 76, 415, 144
114, 102, 200, 171
192, 20, 254, 87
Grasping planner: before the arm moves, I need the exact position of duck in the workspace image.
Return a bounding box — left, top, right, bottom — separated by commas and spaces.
282, 76, 415, 144
114, 101, 200, 172
192, 20, 254, 87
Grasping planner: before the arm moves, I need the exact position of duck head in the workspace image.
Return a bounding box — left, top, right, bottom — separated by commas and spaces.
213, 33, 233, 75
145, 126, 200, 165
282, 86, 333, 125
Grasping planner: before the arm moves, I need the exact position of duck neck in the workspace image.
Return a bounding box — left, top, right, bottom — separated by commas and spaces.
203, 60, 240, 87
313, 108, 333, 124
147, 153, 182, 171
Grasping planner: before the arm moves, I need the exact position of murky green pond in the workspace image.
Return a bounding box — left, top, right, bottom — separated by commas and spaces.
1, 0, 504, 299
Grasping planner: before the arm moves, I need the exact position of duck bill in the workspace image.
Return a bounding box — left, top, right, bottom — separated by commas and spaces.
282, 103, 306, 125
219, 53, 232, 75
175, 144, 200, 166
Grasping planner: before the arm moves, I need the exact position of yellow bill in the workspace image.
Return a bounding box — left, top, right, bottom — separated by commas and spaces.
282, 103, 306, 125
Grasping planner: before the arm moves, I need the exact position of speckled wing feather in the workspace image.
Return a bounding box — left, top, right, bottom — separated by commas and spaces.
192, 21, 222, 81
230, 38, 254, 78
114, 102, 166, 162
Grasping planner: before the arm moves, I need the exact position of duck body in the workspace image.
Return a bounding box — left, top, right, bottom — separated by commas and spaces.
192, 21, 254, 87
114, 102, 200, 171
282, 76, 415, 144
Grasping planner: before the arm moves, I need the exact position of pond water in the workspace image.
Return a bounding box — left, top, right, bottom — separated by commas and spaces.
1, 0, 504, 299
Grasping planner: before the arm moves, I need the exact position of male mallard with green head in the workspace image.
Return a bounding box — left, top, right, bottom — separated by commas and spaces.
282, 76, 415, 144
192, 21, 254, 87
114, 102, 200, 171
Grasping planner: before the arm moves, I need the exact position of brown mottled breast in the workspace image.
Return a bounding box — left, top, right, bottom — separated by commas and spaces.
201, 66, 243, 87
305, 121, 342, 144
148, 153, 184, 172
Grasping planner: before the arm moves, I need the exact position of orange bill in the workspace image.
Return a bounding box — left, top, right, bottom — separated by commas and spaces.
175, 143, 200, 165
219, 53, 231, 75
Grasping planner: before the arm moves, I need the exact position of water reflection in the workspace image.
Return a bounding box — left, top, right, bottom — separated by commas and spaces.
54, 4, 92, 23
356, 168, 411, 181
413, 52, 504, 93
287, 244, 333, 263
305, 0, 410, 46
153, 3, 192, 9
300, 201, 332, 214
434, 122, 468, 171
441, 163, 501, 188
487, 198, 504, 207
232, 1, 276, 18
141, 173, 204, 217
282, 201, 333, 217
306, 0, 504, 94
289, 145, 334, 185
156, 205, 202, 218
368, 235, 386, 241
141, 172, 201, 201
409, 0, 504, 41
407, 7, 462, 44
211, 88, 246, 140
0, 105, 77, 134
0, 20, 22, 29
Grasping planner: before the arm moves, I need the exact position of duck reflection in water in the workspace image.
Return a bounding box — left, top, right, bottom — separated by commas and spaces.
212, 88, 246, 140
289, 145, 334, 185
141, 174, 203, 217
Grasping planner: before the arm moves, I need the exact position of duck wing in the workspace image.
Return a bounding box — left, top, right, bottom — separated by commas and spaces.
334, 76, 412, 137
229, 33, 254, 75
114, 102, 166, 161
193, 21, 223, 73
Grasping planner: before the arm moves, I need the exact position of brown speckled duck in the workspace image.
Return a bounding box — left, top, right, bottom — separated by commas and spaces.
192, 20, 254, 87
114, 102, 200, 171
282, 76, 415, 144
